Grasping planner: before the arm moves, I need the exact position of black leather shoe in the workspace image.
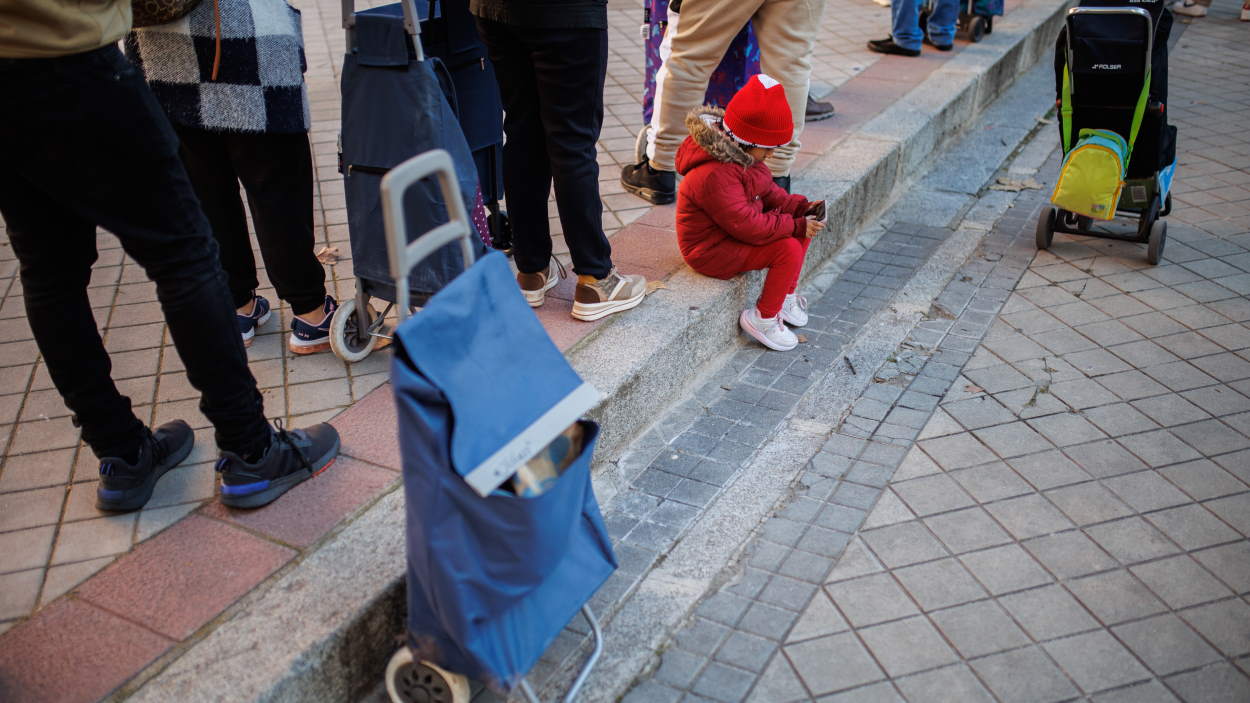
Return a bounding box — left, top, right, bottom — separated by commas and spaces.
805, 94, 835, 122
924, 36, 953, 51
621, 156, 676, 205
867, 36, 921, 57
773, 175, 791, 193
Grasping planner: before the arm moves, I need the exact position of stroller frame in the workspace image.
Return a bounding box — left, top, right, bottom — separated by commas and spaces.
919, 0, 998, 44
1036, 5, 1171, 265
380, 150, 606, 703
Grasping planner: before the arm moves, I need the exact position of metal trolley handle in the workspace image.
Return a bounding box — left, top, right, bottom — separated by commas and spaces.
342, 0, 424, 58
380, 149, 477, 326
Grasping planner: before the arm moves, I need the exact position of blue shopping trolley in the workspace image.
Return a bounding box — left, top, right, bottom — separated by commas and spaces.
381, 150, 615, 703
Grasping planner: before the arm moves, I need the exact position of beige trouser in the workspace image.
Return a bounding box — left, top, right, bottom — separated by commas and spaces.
648, 0, 827, 177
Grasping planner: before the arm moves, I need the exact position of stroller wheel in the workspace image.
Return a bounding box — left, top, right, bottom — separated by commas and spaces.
329, 297, 377, 363
1148, 219, 1167, 265
386, 648, 470, 703
969, 15, 987, 42
1035, 207, 1056, 251
634, 125, 650, 165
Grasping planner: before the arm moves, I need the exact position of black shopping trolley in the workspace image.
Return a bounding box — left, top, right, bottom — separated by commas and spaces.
1036, 0, 1177, 264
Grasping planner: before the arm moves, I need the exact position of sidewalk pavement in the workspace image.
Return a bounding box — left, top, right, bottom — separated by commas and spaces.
628, 3, 1250, 700
0, 0, 922, 637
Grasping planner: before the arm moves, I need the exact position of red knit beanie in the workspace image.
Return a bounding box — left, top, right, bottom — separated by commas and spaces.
724, 74, 793, 148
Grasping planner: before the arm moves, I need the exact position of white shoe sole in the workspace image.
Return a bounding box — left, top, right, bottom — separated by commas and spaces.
240, 309, 271, 347
571, 291, 645, 321
740, 310, 798, 351
780, 310, 808, 327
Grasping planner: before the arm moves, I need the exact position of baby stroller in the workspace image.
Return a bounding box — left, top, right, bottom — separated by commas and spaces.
919, 0, 1004, 42
1036, 0, 1177, 264
331, 0, 490, 362
634, 0, 761, 163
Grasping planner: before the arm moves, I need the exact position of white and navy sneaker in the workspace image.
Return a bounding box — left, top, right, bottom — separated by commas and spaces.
237, 294, 271, 347
288, 295, 337, 355
780, 293, 809, 328
740, 307, 799, 351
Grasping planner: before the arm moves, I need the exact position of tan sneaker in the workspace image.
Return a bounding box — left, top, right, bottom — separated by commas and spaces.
516, 258, 563, 307
571, 268, 647, 321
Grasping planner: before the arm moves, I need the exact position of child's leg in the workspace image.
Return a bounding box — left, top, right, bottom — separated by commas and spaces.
789, 237, 812, 294
740, 237, 807, 318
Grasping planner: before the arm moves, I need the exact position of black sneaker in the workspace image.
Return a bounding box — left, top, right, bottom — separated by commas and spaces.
923, 35, 953, 51
96, 420, 195, 512
621, 156, 676, 205
216, 422, 341, 509
868, 36, 921, 57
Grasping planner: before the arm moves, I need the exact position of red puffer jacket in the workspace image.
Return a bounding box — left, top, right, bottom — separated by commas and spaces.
675, 107, 809, 270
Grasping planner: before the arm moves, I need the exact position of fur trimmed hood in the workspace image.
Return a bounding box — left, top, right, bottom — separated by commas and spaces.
678, 106, 755, 173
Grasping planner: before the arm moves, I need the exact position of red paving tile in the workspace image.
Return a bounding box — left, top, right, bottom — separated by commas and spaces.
331, 384, 402, 470
636, 203, 677, 228
75, 514, 294, 640
534, 301, 603, 352
858, 52, 946, 85
0, 598, 172, 703
199, 457, 397, 548
608, 223, 686, 277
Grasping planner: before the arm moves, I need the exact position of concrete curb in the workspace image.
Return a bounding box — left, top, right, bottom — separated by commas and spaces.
126, 2, 1071, 699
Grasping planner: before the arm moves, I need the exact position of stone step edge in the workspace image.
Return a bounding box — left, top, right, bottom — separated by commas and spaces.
125, 2, 1071, 700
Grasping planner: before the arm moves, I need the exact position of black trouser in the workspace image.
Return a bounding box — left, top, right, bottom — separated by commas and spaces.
174, 127, 326, 315
0, 46, 271, 459
474, 18, 614, 279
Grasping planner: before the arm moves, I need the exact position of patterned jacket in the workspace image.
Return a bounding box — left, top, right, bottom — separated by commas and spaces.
124, 0, 310, 134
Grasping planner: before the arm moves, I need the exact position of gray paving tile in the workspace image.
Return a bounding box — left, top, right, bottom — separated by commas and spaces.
1158, 458, 1248, 500
1192, 542, 1250, 595
824, 573, 919, 628
1145, 503, 1243, 551
959, 543, 1053, 596
1171, 418, 1250, 457
676, 617, 731, 657
1122, 429, 1205, 468
785, 590, 847, 644
858, 615, 958, 678
1064, 440, 1150, 478
1182, 385, 1250, 417
942, 396, 1017, 430
1086, 516, 1181, 565
1142, 361, 1220, 393
1048, 378, 1121, 410
1023, 530, 1118, 580
784, 631, 885, 696
893, 664, 996, 703
1164, 662, 1250, 703
758, 575, 819, 613
748, 654, 808, 702
969, 646, 1080, 703
1008, 449, 1095, 489
1067, 569, 1168, 626
1045, 631, 1150, 697
948, 462, 1034, 503
893, 558, 987, 612
654, 649, 705, 688
816, 681, 905, 703
1042, 482, 1134, 526
923, 507, 1013, 554
860, 521, 947, 569
690, 661, 757, 702
918, 433, 997, 471
930, 599, 1030, 659
1131, 555, 1235, 610
713, 631, 777, 673
1179, 597, 1250, 658
1091, 680, 1180, 703
999, 584, 1100, 641
1206, 493, 1250, 537
890, 473, 975, 517
1112, 613, 1224, 676
984, 494, 1075, 540
1026, 412, 1109, 447
973, 422, 1054, 459
741, 600, 804, 642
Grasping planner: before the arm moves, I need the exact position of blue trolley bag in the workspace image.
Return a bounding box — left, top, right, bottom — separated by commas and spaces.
391, 250, 617, 692
341, 3, 486, 306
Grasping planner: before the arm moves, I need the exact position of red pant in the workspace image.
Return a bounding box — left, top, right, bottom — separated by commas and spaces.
688, 236, 811, 318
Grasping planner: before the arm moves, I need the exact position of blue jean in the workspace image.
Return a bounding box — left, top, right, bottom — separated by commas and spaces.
892, 0, 960, 51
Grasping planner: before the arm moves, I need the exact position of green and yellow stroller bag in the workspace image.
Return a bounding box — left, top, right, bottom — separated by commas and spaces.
1051, 65, 1150, 221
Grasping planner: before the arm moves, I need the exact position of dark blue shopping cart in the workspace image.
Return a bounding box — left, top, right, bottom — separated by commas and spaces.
380, 151, 615, 703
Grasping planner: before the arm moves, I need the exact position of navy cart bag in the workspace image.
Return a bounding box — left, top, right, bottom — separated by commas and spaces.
382, 152, 615, 701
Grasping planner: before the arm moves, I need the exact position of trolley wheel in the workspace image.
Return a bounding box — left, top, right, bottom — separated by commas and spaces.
1147, 219, 1167, 265
1160, 192, 1172, 217
634, 125, 650, 165
329, 298, 376, 363
1036, 206, 1056, 250
386, 648, 470, 703
969, 15, 987, 42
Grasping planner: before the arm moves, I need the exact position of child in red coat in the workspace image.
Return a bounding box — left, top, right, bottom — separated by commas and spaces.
675, 74, 825, 351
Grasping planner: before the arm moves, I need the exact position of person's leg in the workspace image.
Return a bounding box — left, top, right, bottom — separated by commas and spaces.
173, 126, 259, 310
527, 26, 613, 279
225, 131, 328, 316
476, 18, 554, 277
646, 7, 682, 161
753, 0, 826, 177
0, 175, 146, 459
650, 0, 764, 172
891, 0, 924, 50
741, 237, 808, 318
926, 0, 960, 48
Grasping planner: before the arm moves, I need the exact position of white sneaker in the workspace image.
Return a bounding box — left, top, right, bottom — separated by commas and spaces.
1241, 3, 1249, 20
1173, 1, 1207, 16
780, 293, 809, 328
516, 258, 563, 307
740, 308, 798, 351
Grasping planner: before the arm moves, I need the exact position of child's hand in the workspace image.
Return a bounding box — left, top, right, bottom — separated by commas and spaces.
805, 200, 826, 220
805, 217, 825, 238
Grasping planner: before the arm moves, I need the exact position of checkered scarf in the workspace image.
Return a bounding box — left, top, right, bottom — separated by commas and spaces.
124, 0, 310, 134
